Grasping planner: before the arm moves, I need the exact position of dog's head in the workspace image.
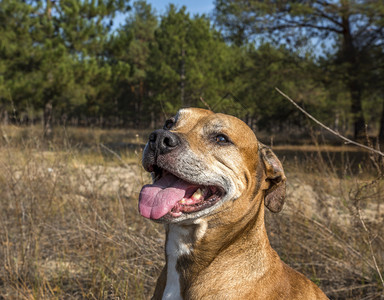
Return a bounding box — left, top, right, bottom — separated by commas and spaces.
139, 108, 286, 224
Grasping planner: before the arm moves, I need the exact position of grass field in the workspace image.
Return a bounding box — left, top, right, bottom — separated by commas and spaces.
0, 125, 383, 299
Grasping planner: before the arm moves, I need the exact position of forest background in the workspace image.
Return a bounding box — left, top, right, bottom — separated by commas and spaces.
1, 0, 384, 140
1, 1, 384, 299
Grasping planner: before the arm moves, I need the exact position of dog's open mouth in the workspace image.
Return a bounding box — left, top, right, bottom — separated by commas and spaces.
139, 168, 223, 220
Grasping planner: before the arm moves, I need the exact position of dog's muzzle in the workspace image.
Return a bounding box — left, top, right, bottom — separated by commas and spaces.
139, 129, 225, 221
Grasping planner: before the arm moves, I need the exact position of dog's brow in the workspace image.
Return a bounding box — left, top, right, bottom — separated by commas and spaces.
202, 121, 224, 134
173, 111, 180, 123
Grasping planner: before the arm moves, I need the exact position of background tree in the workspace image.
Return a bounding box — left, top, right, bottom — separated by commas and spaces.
0, 0, 43, 124
227, 43, 330, 132
1, 0, 382, 138
214, 0, 384, 139
108, 0, 157, 127
148, 5, 235, 118
0, 0, 130, 134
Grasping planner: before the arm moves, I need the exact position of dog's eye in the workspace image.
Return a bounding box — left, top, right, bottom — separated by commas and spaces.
164, 118, 175, 130
215, 134, 230, 144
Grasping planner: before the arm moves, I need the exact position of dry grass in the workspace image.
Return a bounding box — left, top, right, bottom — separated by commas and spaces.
266, 150, 384, 299
0, 125, 383, 299
0, 125, 161, 299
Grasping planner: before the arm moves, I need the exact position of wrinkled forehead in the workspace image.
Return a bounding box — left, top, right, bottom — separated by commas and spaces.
175, 108, 213, 130
175, 108, 258, 149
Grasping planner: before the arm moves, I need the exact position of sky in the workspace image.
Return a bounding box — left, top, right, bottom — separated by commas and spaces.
113, 1, 215, 29
146, 0, 215, 15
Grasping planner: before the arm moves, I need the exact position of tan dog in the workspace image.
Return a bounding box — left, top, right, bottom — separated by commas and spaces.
139, 108, 328, 299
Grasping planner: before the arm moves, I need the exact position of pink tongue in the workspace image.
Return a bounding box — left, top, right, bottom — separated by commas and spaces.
139, 173, 195, 219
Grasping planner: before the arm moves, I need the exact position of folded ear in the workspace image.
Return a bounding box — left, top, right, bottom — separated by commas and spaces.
259, 143, 286, 213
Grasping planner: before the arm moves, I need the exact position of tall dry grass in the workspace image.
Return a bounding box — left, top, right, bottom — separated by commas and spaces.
0, 125, 383, 299
0, 125, 161, 299
266, 144, 384, 299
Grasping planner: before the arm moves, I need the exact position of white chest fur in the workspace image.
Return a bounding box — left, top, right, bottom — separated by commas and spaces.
162, 224, 191, 300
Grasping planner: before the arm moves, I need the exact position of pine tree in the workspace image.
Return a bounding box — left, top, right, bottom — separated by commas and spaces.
214, 0, 384, 139
149, 5, 234, 118
108, 0, 157, 127
0, 0, 43, 124
0, 0, 130, 134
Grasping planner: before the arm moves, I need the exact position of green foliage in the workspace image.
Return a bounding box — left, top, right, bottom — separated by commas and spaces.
0, 0, 383, 138
214, 0, 384, 138
148, 5, 235, 116
109, 0, 157, 126
0, 0, 129, 125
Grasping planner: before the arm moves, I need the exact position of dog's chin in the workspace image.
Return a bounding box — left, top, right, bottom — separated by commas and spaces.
157, 197, 229, 224
155, 196, 229, 224
145, 165, 227, 224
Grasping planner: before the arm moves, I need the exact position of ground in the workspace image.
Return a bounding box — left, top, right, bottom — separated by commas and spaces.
0, 126, 383, 299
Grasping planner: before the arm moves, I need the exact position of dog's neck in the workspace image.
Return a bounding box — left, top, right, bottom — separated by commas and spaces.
162, 197, 276, 299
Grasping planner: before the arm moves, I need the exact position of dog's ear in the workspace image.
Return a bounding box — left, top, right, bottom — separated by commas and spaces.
259, 143, 286, 213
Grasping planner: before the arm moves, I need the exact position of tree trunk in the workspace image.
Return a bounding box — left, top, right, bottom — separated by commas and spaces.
43, 101, 53, 139
350, 82, 366, 139
341, 9, 366, 139
150, 110, 155, 129
379, 100, 384, 143
2, 110, 8, 126
180, 48, 186, 107
134, 81, 143, 128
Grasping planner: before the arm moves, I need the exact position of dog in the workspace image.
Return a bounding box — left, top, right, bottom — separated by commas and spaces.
139, 108, 328, 299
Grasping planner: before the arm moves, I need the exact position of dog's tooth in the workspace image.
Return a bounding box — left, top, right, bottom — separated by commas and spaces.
191, 188, 203, 201
179, 198, 194, 205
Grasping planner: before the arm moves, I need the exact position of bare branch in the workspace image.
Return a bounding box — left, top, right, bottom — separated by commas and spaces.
275, 88, 384, 157
264, 21, 343, 34
356, 206, 384, 288
199, 97, 212, 110
313, 8, 343, 28
100, 143, 130, 168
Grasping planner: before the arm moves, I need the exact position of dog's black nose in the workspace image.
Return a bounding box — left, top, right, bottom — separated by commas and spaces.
149, 129, 180, 154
